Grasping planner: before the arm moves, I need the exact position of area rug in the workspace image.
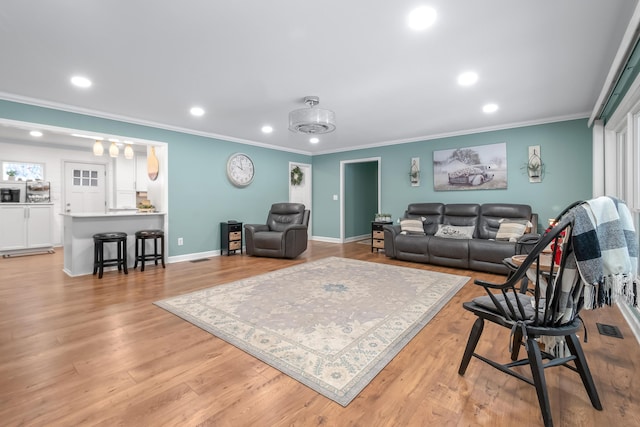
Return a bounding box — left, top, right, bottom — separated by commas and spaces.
155, 257, 469, 406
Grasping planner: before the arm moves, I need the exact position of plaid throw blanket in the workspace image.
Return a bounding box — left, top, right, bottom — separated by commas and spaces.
570, 196, 638, 309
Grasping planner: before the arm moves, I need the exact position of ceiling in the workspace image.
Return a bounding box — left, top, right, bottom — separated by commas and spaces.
0, 1, 637, 155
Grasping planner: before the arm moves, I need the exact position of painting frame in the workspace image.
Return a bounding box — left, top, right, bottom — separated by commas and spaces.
433, 142, 507, 191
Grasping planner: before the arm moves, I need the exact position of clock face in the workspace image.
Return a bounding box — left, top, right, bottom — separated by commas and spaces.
226, 153, 255, 187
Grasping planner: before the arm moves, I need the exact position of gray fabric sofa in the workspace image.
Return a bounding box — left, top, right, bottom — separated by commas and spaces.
383, 203, 538, 274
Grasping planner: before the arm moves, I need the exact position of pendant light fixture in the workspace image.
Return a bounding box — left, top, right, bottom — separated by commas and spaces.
124, 144, 134, 159
93, 140, 104, 156
109, 141, 119, 158
289, 96, 336, 134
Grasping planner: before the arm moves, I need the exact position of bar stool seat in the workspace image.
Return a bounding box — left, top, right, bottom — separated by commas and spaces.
134, 229, 165, 271
93, 232, 128, 279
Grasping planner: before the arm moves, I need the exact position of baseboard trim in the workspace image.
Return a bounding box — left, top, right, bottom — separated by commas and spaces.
618, 302, 640, 345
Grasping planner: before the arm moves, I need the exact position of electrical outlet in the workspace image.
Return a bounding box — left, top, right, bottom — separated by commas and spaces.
178, 237, 183, 246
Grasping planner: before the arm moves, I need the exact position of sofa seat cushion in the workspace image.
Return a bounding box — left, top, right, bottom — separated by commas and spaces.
428, 236, 469, 269
468, 239, 516, 268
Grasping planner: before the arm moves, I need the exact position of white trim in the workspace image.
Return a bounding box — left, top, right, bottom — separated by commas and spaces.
314, 113, 589, 155
310, 236, 341, 244
618, 302, 640, 346
168, 249, 221, 264
0, 92, 588, 157
0, 92, 313, 156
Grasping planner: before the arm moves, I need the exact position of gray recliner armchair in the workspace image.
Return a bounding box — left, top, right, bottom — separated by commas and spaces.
244, 203, 310, 259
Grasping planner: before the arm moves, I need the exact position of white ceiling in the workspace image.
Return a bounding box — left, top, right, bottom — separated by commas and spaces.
0, 1, 636, 155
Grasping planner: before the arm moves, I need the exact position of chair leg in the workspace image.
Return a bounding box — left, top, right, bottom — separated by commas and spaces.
98, 242, 104, 279
527, 337, 553, 427
565, 334, 602, 410
511, 327, 523, 361
459, 317, 484, 375
141, 237, 146, 272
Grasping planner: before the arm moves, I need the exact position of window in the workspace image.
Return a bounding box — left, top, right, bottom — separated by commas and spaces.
2, 161, 45, 181
72, 168, 99, 187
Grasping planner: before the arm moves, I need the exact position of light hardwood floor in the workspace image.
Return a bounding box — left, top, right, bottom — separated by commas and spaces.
1, 241, 639, 426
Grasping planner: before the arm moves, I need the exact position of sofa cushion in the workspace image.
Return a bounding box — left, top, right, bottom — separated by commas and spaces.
405, 203, 444, 235
434, 224, 475, 239
477, 203, 532, 239
496, 220, 529, 242
400, 219, 426, 235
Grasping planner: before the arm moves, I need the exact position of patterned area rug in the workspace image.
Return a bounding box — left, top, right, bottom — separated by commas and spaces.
155, 257, 469, 406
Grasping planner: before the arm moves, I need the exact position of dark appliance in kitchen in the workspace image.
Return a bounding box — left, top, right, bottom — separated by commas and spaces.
0, 188, 20, 202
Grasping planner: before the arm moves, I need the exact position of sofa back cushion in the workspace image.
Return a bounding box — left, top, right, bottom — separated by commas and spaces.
441, 204, 480, 238
477, 203, 532, 240
405, 203, 444, 235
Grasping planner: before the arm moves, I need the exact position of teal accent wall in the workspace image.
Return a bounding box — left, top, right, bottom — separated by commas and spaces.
344, 161, 378, 238
0, 100, 311, 256
312, 119, 592, 238
0, 100, 593, 250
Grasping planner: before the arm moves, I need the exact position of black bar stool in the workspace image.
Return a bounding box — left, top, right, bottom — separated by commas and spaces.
93, 232, 128, 279
134, 229, 165, 271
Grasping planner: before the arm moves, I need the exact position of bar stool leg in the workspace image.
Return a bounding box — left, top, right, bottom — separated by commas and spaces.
98, 241, 104, 279
122, 239, 128, 274
141, 237, 146, 272
134, 237, 139, 269
153, 237, 159, 266
160, 235, 165, 268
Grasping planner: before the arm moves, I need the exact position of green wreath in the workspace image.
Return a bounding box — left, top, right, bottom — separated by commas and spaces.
290, 166, 304, 186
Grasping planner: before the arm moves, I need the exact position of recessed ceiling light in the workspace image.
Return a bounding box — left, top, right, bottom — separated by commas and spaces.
407, 6, 437, 31
30, 130, 43, 137
190, 107, 205, 117
261, 125, 273, 134
457, 71, 478, 86
310, 137, 319, 144
70, 75, 92, 88
483, 103, 499, 113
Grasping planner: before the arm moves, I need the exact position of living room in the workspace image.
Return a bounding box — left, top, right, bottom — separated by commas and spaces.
1, 2, 640, 426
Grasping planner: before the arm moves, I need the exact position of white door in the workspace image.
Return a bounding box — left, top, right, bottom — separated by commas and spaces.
64, 162, 107, 214
289, 162, 312, 237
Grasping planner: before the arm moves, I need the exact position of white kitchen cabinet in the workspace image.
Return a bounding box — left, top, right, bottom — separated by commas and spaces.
0, 204, 53, 256
114, 157, 136, 208
136, 155, 148, 192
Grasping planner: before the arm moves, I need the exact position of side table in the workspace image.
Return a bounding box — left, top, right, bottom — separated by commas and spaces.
220, 221, 243, 255
371, 221, 392, 252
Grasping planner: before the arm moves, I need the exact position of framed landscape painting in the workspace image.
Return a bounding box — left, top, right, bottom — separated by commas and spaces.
433, 142, 507, 191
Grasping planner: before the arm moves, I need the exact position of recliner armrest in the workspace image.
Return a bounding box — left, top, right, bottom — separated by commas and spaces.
244, 224, 270, 234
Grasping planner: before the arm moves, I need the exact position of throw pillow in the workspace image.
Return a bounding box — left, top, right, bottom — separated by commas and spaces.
496, 219, 529, 242
434, 224, 475, 239
400, 219, 426, 235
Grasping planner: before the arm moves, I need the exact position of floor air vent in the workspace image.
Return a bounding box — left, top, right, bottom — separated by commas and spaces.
596, 323, 624, 339
190, 258, 211, 263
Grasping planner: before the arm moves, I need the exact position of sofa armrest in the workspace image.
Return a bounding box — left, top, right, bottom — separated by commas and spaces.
515, 233, 541, 255
383, 224, 401, 257
244, 224, 269, 234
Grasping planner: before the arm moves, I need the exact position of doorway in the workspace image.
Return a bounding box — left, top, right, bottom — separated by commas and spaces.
340, 157, 381, 242
289, 162, 312, 238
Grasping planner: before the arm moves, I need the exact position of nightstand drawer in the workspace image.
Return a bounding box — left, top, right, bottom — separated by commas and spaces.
229, 240, 242, 250
228, 224, 242, 232
372, 239, 385, 249
372, 230, 384, 239
229, 231, 242, 240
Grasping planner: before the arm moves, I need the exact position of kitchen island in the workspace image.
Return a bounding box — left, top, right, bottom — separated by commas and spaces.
62, 212, 166, 276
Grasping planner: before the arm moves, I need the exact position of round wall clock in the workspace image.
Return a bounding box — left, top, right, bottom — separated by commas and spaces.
226, 153, 255, 187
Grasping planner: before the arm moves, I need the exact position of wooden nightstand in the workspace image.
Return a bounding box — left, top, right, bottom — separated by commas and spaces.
220, 221, 243, 255
371, 221, 392, 252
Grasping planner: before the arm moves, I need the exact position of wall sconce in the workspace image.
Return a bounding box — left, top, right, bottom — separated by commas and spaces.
410, 157, 420, 187
522, 145, 544, 183
124, 144, 134, 160
93, 140, 104, 156
109, 141, 119, 158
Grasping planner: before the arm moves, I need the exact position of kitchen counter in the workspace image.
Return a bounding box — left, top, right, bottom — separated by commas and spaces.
62, 211, 166, 276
